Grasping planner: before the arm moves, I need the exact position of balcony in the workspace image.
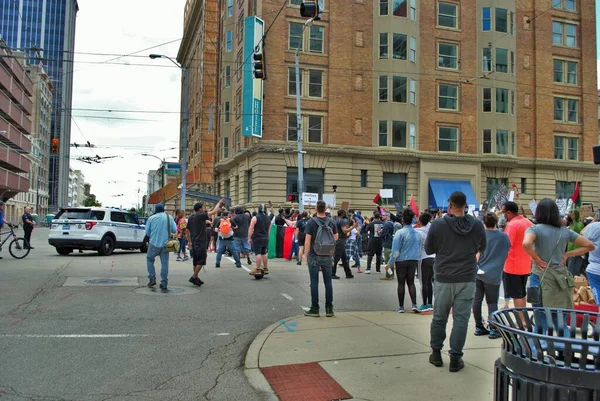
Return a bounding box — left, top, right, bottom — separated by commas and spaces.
0, 116, 32, 153
0, 142, 31, 173
0, 90, 32, 134
0, 166, 30, 200
0, 54, 33, 96
0, 64, 33, 114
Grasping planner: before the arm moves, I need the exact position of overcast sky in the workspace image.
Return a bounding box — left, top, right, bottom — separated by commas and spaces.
70, 1, 600, 209
70, 0, 186, 209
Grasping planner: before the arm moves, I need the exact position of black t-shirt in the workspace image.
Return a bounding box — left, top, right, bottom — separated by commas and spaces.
232, 213, 250, 238
252, 213, 270, 240
296, 218, 307, 233
22, 213, 33, 228
187, 212, 209, 244
274, 215, 286, 226
304, 216, 338, 257
368, 220, 384, 241
335, 218, 348, 243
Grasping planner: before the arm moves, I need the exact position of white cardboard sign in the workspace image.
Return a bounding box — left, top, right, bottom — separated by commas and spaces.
322, 194, 336, 208
379, 189, 394, 199
529, 199, 537, 215
302, 192, 318, 206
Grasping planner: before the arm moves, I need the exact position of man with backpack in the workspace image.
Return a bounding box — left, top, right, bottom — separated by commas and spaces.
215, 211, 242, 268
303, 200, 339, 318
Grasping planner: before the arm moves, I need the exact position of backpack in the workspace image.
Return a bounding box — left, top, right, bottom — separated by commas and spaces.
219, 219, 232, 238
312, 217, 336, 256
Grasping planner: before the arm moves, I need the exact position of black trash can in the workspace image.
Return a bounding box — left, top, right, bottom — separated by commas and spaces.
490, 307, 600, 401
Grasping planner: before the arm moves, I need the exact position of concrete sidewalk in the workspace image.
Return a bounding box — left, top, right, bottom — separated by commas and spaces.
245, 311, 500, 401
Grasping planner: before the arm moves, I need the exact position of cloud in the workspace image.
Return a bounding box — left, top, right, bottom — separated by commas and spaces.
70, 0, 185, 208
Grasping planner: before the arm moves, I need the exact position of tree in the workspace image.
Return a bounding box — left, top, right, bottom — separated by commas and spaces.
83, 197, 102, 207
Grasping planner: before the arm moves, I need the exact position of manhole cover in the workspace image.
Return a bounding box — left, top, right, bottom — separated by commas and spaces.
133, 286, 201, 296
84, 278, 123, 285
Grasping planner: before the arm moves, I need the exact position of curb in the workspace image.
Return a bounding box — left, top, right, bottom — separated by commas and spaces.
243, 316, 303, 401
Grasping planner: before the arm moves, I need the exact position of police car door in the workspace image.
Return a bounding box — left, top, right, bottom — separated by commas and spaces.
124, 213, 143, 244
110, 212, 130, 244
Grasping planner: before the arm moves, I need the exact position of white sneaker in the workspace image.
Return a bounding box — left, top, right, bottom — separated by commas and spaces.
365, 269, 371, 274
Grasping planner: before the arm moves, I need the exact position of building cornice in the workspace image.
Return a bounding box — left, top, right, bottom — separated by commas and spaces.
213, 142, 600, 173
177, 0, 203, 63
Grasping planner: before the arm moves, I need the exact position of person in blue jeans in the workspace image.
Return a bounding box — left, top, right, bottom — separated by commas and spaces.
214, 211, 241, 268
303, 200, 339, 318
144, 204, 177, 290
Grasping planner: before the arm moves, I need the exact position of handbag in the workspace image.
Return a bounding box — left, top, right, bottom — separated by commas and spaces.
526, 230, 562, 304
164, 213, 180, 253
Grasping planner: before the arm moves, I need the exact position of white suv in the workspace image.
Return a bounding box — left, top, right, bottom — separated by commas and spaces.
48, 207, 148, 256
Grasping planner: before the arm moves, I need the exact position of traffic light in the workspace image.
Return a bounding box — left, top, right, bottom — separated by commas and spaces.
300, 1, 320, 20
253, 51, 267, 80
287, 193, 297, 202
51, 138, 59, 154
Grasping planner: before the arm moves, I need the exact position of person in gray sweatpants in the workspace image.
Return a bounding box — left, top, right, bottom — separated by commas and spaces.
424, 191, 486, 372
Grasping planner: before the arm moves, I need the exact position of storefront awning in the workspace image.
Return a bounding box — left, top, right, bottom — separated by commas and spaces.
428, 179, 479, 211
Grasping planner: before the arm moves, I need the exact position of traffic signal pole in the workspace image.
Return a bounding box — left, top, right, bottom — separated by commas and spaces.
295, 46, 304, 213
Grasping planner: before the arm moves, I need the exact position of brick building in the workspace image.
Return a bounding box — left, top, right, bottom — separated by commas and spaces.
182, 0, 599, 211
0, 38, 33, 220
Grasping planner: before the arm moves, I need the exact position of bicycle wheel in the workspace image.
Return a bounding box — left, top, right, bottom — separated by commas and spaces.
9, 238, 30, 259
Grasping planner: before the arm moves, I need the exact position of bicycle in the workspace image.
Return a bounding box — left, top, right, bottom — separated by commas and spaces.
0, 223, 30, 259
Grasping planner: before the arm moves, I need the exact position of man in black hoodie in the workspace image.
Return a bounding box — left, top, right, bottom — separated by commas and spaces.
425, 191, 486, 372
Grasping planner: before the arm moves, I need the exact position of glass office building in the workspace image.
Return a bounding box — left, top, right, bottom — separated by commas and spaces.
0, 0, 79, 210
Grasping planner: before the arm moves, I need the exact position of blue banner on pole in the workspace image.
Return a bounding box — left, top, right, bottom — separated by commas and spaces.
242, 16, 264, 138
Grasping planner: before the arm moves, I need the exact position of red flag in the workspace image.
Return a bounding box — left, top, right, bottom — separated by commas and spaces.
571, 182, 581, 207
409, 195, 420, 217
373, 193, 383, 206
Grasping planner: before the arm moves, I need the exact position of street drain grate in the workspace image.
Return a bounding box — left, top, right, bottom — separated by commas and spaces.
84, 278, 123, 285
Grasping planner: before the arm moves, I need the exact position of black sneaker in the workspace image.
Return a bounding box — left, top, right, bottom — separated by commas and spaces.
159, 284, 168, 291
346, 274, 354, 279
304, 307, 320, 317
474, 326, 490, 336
236, 264, 242, 268
247, 258, 252, 265
326, 306, 334, 317
148, 280, 156, 287
296, 261, 302, 266
215, 264, 220, 268
429, 350, 443, 367
449, 357, 465, 372
332, 275, 340, 279
189, 277, 203, 286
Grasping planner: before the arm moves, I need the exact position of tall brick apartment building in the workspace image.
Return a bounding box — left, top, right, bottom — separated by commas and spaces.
182, 0, 598, 211
0, 39, 32, 214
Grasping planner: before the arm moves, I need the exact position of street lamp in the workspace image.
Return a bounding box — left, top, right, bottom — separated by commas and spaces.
141, 153, 166, 188
148, 53, 189, 212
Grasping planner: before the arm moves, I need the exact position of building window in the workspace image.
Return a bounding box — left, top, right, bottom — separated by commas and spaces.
287, 114, 298, 141
383, 173, 407, 204
553, 21, 577, 48
438, 84, 458, 110
309, 26, 324, 53
553, 59, 578, 84
225, 66, 231, 87
392, 76, 407, 103
554, 136, 578, 160
410, 0, 416, 20
393, 0, 407, 17
511, 90, 515, 115
482, 47, 492, 72
438, 42, 458, 69
379, 76, 388, 102
483, 88, 492, 112
379, 33, 388, 58
223, 137, 229, 159
288, 67, 302, 96
496, 48, 509, 73
378, 120, 388, 146
553, 0, 576, 12
392, 121, 407, 148
247, 170, 253, 203
409, 36, 416, 62
308, 115, 322, 143
483, 129, 492, 153
482, 7, 491, 31
289, 23, 303, 49
496, 88, 509, 114
520, 178, 527, 194
235, 89, 242, 119
393, 33, 407, 60
554, 97, 579, 123
496, 129, 509, 155
227, 0, 233, 17
495, 8, 508, 33
226, 30, 232, 52
438, 126, 458, 152
287, 168, 325, 198
409, 123, 416, 149
224, 179, 230, 199
409, 79, 416, 105
224, 101, 230, 122
556, 181, 576, 200
360, 170, 368, 188
487, 178, 507, 201
309, 70, 323, 97
380, 0, 388, 15
437, 2, 458, 29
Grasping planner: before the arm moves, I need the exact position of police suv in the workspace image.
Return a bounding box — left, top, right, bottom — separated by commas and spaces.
48, 207, 148, 256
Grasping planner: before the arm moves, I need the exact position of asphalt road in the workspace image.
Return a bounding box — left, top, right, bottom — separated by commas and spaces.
0, 228, 409, 401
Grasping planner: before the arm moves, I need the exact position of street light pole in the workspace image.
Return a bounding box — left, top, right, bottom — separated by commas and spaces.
141, 153, 166, 188
294, 18, 315, 213
148, 54, 189, 212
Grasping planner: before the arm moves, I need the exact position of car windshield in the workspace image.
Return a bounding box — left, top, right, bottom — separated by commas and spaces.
54, 209, 105, 220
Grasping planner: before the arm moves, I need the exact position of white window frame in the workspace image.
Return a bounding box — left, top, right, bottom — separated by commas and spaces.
409, 36, 416, 62
378, 120, 388, 146
482, 129, 516, 156
553, 58, 578, 85
379, 32, 389, 59
226, 30, 232, 52
438, 83, 458, 111
438, 126, 459, 152
437, 1, 458, 29
227, 0, 233, 17
224, 101, 230, 123
554, 135, 579, 160
438, 42, 458, 70
392, 33, 407, 60
380, 0, 389, 16
552, 0, 576, 12
553, 21, 577, 48
410, 0, 416, 20
409, 123, 416, 149
554, 97, 579, 123
409, 79, 416, 105
482, 7, 491, 31
225, 65, 231, 87
379, 76, 388, 102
